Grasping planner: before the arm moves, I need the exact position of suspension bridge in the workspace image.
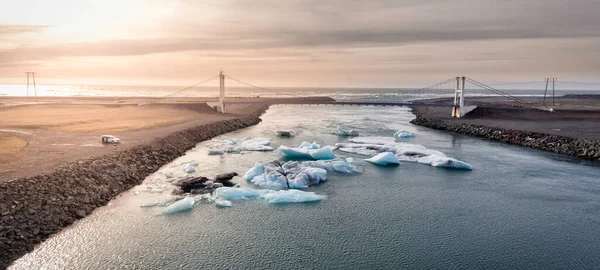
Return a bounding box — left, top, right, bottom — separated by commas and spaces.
6, 71, 600, 118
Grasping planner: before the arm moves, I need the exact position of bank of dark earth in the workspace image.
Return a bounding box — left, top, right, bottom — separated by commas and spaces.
0, 113, 265, 269
410, 107, 600, 161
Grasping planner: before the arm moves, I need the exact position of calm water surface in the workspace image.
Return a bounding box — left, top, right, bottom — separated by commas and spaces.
11, 105, 600, 269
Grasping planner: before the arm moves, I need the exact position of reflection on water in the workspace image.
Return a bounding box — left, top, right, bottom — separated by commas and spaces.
11, 105, 600, 269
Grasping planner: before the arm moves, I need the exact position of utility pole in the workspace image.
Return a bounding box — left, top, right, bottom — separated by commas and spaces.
25, 72, 37, 100
552, 77, 556, 106
219, 70, 226, 113
543, 78, 549, 106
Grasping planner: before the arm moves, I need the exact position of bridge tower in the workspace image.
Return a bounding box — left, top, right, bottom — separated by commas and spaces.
451, 76, 466, 118
219, 70, 226, 113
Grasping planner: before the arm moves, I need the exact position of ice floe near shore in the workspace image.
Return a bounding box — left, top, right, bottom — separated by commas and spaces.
208, 136, 273, 155
394, 130, 416, 138
279, 141, 335, 160
333, 126, 359, 136
337, 137, 472, 170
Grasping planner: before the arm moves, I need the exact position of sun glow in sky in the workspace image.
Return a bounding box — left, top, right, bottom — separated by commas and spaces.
1, 0, 599, 87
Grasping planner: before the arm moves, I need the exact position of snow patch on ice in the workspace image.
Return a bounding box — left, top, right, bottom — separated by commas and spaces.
260, 189, 327, 204
208, 136, 273, 155
365, 152, 400, 165
333, 126, 359, 136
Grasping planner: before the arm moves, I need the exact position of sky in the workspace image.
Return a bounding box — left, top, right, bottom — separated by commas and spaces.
0, 0, 599, 87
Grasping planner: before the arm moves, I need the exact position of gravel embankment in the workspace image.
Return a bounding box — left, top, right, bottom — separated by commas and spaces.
410, 107, 600, 160
0, 113, 264, 269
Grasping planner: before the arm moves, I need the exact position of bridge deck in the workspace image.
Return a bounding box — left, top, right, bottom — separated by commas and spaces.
226, 101, 457, 108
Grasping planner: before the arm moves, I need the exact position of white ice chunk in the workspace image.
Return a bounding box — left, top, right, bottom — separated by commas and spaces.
299, 141, 320, 149
215, 199, 233, 207
260, 189, 327, 204
162, 197, 195, 214
417, 154, 473, 170
282, 161, 327, 188
140, 202, 159, 208
365, 152, 400, 165
301, 160, 360, 173
394, 130, 416, 138
209, 136, 273, 154
334, 126, 359, 136
183, 164, 196, 173
349, 137, 396, 145
215, 187, 263, 200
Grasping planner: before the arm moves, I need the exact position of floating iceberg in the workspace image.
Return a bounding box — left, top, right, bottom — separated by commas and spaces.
215, 187, 263, 200
340, 136, 472, 170
394, 130, 416, 138
282, 161, 327, 188
183, 163, 196, 173
417, 154, 473, 170
365, 152, 400, 165
215, 199, 233, 207
140, 202, 160, 208
301, 160, 360, 173
279, 142, 335, 160
208, 136, 273, 154
162, 197, 195, 215
333, 126, 359, 136
244, 160, 330, 189
260, 189, 327, 204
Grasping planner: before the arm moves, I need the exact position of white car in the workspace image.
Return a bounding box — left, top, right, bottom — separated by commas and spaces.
101, 135, 120, 144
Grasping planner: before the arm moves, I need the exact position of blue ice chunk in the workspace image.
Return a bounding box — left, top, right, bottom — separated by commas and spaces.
309, 147, 335, 160
162, 197, 195, 215
394, 130, 416, 138
215, 187, 263, 200
279, 146, 314, 159
260, 189, 327, 204
243, 162, 265, 180
364, 152, 400, 165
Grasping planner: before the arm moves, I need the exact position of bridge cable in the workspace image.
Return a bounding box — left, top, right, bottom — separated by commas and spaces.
162, 75, 219, 97
466, 77, 530, 104
224, 75, 301, 97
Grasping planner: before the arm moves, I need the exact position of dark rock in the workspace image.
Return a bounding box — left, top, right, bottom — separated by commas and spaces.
214, 172, 238, 182
172, 176, 210, 193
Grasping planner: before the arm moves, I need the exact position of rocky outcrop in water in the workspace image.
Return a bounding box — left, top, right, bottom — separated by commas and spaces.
0, 114, 265, 269
410, 108, 600, 161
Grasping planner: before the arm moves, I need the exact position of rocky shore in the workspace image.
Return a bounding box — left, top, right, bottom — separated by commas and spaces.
410, 107, 600, 161
0, 110, 266, 268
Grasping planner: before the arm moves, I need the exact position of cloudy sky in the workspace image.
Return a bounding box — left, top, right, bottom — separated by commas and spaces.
0, 0, 599, 87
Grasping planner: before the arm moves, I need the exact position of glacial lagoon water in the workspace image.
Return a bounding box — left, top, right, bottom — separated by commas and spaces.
11, 105, 600, 269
